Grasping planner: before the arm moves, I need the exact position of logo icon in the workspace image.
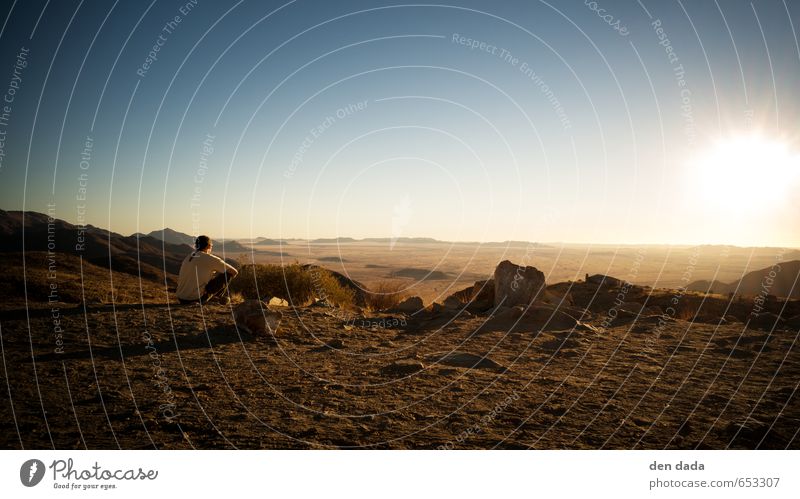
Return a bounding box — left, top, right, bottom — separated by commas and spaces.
20, 459, 45, 487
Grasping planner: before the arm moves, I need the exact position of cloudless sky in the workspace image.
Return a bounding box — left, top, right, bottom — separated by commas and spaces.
0, 0, 798, 246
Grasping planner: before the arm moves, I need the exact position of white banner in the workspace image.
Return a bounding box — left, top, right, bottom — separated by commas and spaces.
1, 450, 797, 498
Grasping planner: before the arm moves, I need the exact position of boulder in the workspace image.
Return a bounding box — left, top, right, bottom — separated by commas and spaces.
390, 296, 424, 314
446, 285, 475, 304
521, 304, 579, 330
233, 299, 283, 337
428, 302, 445, 314
472, 279, 494, 300
618, 302, 643, 314
268, 296, 289, 307
380, 360, 424, 377
443, 295, 462, 310
492, 305, 525, 322
784, 315, 800, 329
442, 280, 495, 314
586, 274, 624, 287
428, 351, 505, 372
642, 305, 663, 316
747, 313, 784, 331
493, 260, 546, 308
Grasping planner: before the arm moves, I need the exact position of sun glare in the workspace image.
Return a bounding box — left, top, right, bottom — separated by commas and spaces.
689, 133, 799, 211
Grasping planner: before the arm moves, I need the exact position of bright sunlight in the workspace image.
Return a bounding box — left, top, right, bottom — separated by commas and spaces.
689, 133, 799, 212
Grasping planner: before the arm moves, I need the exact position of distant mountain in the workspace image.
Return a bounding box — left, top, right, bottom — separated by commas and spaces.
480, 241, 551, 248
687, 260, 800, 298
310, 237, 357, 243
147, 228, 195, 247
252, 238, 288, 246
0, 210, 190, 283
215, 240, 253, 255
362, 237, 441, 244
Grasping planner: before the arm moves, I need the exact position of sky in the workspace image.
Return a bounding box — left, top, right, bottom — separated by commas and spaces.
0, 0, 798, 246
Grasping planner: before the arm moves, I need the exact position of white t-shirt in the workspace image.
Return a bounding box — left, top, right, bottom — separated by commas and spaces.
176, 251, 235, 301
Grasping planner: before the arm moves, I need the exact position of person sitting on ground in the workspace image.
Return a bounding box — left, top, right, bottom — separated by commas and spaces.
176, 235, 238, 305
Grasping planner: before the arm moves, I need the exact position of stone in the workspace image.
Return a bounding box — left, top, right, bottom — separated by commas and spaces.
642, 305, 663, 316
429, 351, 505, 371
492, 305, 524, 321
233, 299, 283, 337
493, 260, 546, 308
391, 296, 424, 314
618, 302, 643, 314
443, 295, 462, 310
586, 274, 624, 287
747, 313, 784, 331
471, 279, 495, 304
428, 302, 444, 314
268, 296, 289, 307
380, 360, 424, 377
784, 315, 800, 329
521, 304, 579, 331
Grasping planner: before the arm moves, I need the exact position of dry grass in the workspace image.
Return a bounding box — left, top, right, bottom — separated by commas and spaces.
230, 263, 354, 308
364, 280, 407, 311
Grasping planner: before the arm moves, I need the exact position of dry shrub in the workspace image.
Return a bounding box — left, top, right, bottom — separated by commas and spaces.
308, 266, 355, 308
228, 291, 245, 305
365, 280, 406, 311
230, 263, 353, 308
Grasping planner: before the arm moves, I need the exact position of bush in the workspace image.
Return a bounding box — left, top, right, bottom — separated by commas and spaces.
230, 263, 354, 308
364, 280, 406, 311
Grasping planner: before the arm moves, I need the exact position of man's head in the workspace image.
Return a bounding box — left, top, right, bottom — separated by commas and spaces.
195, 235, 212, 253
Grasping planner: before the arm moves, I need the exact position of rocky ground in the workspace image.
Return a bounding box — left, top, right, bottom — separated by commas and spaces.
1, 294, 798, 449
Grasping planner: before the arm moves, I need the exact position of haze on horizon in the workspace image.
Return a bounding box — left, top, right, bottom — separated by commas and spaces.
0, 0, 798, 248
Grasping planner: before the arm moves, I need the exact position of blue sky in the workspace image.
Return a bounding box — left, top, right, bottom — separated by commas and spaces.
0, 0, 798, 245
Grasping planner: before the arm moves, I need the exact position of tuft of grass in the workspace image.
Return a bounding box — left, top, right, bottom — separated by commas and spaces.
229, 263, 354, 308
308, 266, 355, 308
228, 291, 245, 305
364, 280, 406, 311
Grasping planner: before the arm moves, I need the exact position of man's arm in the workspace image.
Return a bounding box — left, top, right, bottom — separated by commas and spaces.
212, 254, 238, 277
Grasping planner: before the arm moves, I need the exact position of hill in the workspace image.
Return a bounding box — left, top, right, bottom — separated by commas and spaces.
310, 237, 358, 243
0, 210, 189, 283
147, 228, 195, 246
687, 260, 800, 298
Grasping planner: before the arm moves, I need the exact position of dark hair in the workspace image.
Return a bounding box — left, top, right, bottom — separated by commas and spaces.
195, 235, 211, 251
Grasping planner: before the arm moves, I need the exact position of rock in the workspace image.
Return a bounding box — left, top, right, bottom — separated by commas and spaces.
642, 305, 663, 316
782, 315, 800, 329
380, 360, 424, 377
521, 304, 579, 330
747, 313, 784, 331
618, 302, 643, 314
471, 279, 495, 304
492, 305, 524, 321
390, 296, 424, 313
493, 260, 546, 308
586, 274, 625, 287
443, 295, 462, 310
446, 285, 475, 304
428, 351, 505, 371
695, 315, 724, 324
268, 297, 289, 307
428, 302, 444, 314
233, 299, 282, 337
327, 339, 344, 349
466, 300, 493, 314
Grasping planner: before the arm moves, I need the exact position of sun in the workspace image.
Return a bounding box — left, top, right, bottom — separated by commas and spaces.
688, 132, 799, 212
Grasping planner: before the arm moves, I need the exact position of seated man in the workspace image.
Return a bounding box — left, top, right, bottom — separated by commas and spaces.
176, 235, 239, 304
